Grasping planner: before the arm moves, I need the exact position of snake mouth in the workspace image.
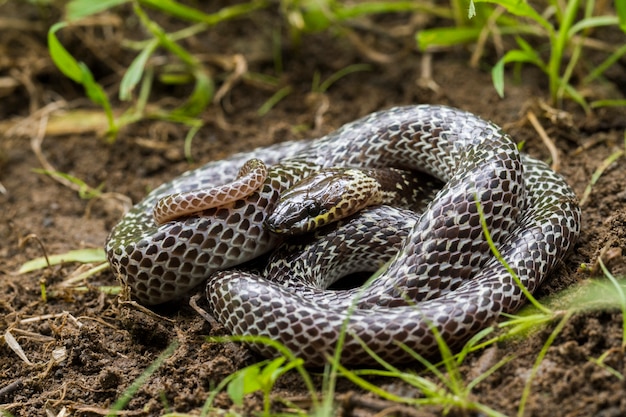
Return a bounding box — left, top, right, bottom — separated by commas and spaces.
264, 216, 294, 235
264, 222, 286, 234
266, 199, 326, 235
264, 219, 304, 236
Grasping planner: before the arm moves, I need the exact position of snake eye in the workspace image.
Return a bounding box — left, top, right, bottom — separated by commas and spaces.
305, 201, 322, 217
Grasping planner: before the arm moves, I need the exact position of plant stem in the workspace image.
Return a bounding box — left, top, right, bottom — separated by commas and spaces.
548, 0, 580, 105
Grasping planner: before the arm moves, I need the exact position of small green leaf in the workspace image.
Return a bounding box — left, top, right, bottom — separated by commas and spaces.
48, 22, 83, 83
79, 63, 109, 107
468, 0, 476, 18
259, 357, 287, 383
491, 48, 543, 97
299, 1, 332, 32
492, 58, 506, 98
225, 357, 290, 407
48, 23, 116, 134
19, 248, 107, 274
474, 0, 551, 32
120, 41, 158, 101
226, 364, 264, 405
416, 27, 482, 50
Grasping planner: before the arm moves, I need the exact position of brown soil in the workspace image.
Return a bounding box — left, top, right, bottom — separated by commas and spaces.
1, 2, 626, 416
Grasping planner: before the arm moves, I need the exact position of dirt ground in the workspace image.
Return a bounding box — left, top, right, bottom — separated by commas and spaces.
1, 2, 626, 416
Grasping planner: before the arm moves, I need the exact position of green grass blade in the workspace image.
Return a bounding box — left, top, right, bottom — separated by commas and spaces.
617, 0, 626, 32
334, 363, 427, 405
560, 82, 590, 113
491, 48, 543, 97
33, 169, 104, 199
172, 70, 214, 117
337, 1, 451, 20
584, 43, 626, 84
496, 312, 554, 339
107, 341, 178, 416
597, 259, 626, 348
579, 146, 624, 206
140, 0, 215, 22
79, 62, 113, 114
18, 248, 107, 273
257, 86, 292, 116
48, 23, 116, 132
316, 64, 372, 93
417, 27, 482, 50
131, 3, 214, 117
591, 99, 626, 108
426, 325, 463, 393
57, 263, 112, 288
517, 312, 572, 417
120, 40, 158, 101
208, 335, 318, 406
66, 0, 129, 20
548, 0, 580, 104
466, 355, 513, 391
48, 22, 83, 83
475, 198, 551, 314
226, 361, 268, 405
140, 0, 268, 25
568, 15, 619, 36
474, 0, 551, 33
587, 354, 624, 380
183, 121, 204, 163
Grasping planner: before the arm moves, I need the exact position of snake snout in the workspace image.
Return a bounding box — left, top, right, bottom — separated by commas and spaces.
265, 200, 324, 235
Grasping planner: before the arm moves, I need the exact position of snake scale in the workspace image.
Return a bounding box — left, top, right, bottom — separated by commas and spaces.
106, 105, 581, 365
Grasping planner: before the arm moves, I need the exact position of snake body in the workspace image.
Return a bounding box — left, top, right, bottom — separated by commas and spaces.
106, 105, 581, 365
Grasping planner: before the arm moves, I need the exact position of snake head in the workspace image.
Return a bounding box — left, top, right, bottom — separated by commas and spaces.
266, 168, 376, 235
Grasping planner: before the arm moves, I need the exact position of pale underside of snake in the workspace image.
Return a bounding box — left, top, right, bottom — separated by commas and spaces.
105, 105, 581, 365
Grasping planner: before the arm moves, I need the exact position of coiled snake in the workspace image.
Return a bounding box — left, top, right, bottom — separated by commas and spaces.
106, 105, 581, 365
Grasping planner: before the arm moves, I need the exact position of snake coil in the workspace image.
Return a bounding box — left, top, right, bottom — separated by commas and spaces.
106, 105, 581, 365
